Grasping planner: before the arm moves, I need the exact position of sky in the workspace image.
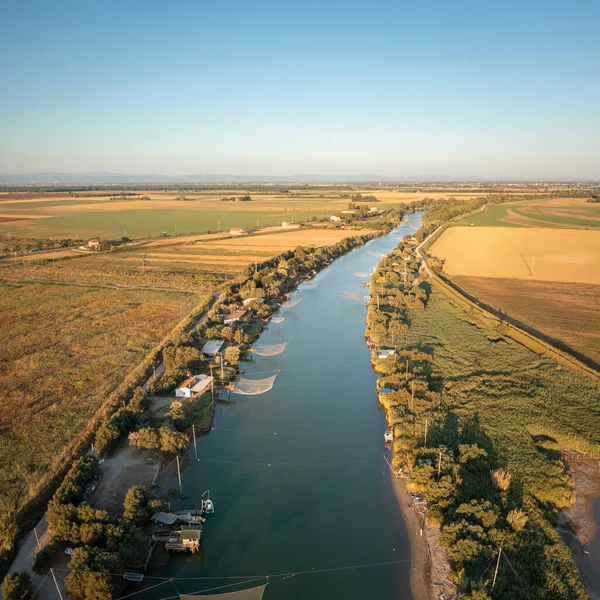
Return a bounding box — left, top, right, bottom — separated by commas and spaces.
0, 0, 599, 180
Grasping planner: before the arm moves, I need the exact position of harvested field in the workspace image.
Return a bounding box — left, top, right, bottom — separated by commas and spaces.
430, 227, 600, 284
453, 276, 600, 365
0, 281, 204, 535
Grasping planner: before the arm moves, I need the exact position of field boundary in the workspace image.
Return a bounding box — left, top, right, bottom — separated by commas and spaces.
417, 222, 600, 382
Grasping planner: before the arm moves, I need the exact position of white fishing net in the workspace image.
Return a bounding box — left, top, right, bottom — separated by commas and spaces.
271, 316, 285, 323
233, 373, 279, 395
180, 584, 267, 600
368, 250, 386, 258
341, 291, 363, 301
353, 271, 369, 277
282, 298, 302, 309
252, 342, 288, 356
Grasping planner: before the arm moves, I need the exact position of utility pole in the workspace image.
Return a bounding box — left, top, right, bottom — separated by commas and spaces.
176, 456, 183, 496
424, 418, 428, 448
492, 547, 503, 591
34, 526, 41, 551
51, 569, 64, 600
192, 425, 198, 460
437, 450, 442, 480
210, 366, 215, 400
405, 359, 409, 381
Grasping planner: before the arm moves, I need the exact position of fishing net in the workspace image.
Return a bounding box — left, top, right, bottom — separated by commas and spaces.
368, 250, 386, 258
271, 316, 285, 323
233, 373, 279, 395
301, 279, 318, 286
180, 584, 267, 600
282, 298, 302, 309
341, 291, 363, 301
353, 271, 369, 277
252, 342, 288, 356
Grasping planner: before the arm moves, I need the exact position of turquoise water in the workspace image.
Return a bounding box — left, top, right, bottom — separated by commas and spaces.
150, 213, 423, 599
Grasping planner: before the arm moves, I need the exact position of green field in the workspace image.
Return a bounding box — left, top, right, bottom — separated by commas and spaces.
404, 290, 600, 503
457, 204, 521, 227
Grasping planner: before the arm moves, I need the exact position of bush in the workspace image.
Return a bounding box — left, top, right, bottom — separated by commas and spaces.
123, 486, 150, 524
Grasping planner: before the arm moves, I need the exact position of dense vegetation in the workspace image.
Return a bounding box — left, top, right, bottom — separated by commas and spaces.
366, 201, 599, 599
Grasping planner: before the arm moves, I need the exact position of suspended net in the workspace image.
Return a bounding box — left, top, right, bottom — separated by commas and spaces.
353, 271, 369, 277
368, 250, 387, 258
301, 279, 318, 286
282, 298, 302, 309
341, 291, 363, 301
233, 373, 279, 395
252, 342, 288, 356
180, 584, 267, 600
271, 316, 285, 324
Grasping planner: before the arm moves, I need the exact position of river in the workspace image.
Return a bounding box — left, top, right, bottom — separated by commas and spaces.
151, 213, 423, 599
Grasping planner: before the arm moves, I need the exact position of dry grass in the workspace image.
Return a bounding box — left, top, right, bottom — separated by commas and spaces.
430, 226, 600, 284
0, 281, 203, 524
453, 276, 600, 365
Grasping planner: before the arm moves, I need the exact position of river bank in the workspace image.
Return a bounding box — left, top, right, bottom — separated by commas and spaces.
141, 215, 423, 599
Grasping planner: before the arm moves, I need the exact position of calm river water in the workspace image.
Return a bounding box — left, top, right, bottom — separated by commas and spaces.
151, 213, 423, 599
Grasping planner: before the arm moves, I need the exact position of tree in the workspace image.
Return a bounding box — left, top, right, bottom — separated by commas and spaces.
123, 486, 150, 523
99, 240, 111, 251
2, 572, 31, 600
166, 401, 186, 430
224, 346, 240, 364
129, 427, 160, 450
158, 426, 188, 454
507, 508, 528, 532
65, 549, 112, 600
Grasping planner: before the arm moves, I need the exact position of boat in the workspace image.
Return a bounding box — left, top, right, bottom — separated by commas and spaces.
123, 573, 144, 582
203, 499, 215, 515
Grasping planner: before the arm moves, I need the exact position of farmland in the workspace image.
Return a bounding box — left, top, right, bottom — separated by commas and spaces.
0, 184, 540, 242
0, 282, 204, 553
429, 226, 600, 284
459, 196, 600, 228
453, 276, 600, 365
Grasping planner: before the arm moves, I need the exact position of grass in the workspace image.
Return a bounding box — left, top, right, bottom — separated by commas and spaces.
0, 281, 204, 545
457, 204, 521, 227
402, 290, 600, 504
454, 276, 600, 366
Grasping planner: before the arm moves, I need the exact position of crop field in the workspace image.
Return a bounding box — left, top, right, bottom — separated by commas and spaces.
459, 197, 600, 228
0, 186, 525, 241
403, 290, 600, 504
0, 227, 373, 288
0, 281, 204, 534
429, 226, 600, 284
453, 276, 600, 365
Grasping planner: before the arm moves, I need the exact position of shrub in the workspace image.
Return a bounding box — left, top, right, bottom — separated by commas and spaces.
2, 572, 31, 600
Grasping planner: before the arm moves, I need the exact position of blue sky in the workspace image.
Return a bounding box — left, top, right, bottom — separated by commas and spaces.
1, 0, 599, 179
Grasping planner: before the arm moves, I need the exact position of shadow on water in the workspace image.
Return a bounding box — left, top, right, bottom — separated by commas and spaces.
148, 214, 424, 599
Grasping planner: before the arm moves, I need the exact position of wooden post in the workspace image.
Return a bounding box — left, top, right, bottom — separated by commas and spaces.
492, 547, 502, 590
437, 450, 442, 480
51, 569, 64, 600
192, 425, 198, 460
176, 456, 183, 496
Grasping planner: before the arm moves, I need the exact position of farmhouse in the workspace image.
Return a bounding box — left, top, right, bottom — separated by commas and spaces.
224, 309, 250, 324
175, 374, 213, 398
201, 340, 224, 356
87, 239, 101, 250
282, 221, 302, 229
330, 215, 342, 222
378, 349, 396, 360
229, 228, 246, 236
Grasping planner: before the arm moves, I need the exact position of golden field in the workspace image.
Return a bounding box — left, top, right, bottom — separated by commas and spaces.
429, 226, 600, 284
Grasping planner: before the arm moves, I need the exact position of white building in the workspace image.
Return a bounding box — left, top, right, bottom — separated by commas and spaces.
282, 221, 302, 229
330, 215, 342, 222
378, 349, 396, 360
229, 228, 246, 236
175, 374, 213, 398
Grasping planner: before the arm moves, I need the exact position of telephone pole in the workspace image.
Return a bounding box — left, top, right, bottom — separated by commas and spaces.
176, 456, 183, 495
192, 425, 198, 460
437, 450, 442, 480
51, 569, 64, 600
492, 547, 503, 591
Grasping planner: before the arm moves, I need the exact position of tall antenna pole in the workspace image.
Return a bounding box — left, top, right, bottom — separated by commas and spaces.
192, 425, 198, 460
176, 456, 183, 496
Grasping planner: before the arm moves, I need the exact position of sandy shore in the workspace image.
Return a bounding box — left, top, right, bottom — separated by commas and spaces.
389, 471, 456, 600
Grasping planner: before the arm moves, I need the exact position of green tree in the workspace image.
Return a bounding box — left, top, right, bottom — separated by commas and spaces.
123, 486, 150, 523
2, 572, 31, 600
224, 346, 240, 364
128, 427, 160, 450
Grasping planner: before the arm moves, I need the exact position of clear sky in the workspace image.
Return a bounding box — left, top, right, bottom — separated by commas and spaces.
1, 0, 599, 180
